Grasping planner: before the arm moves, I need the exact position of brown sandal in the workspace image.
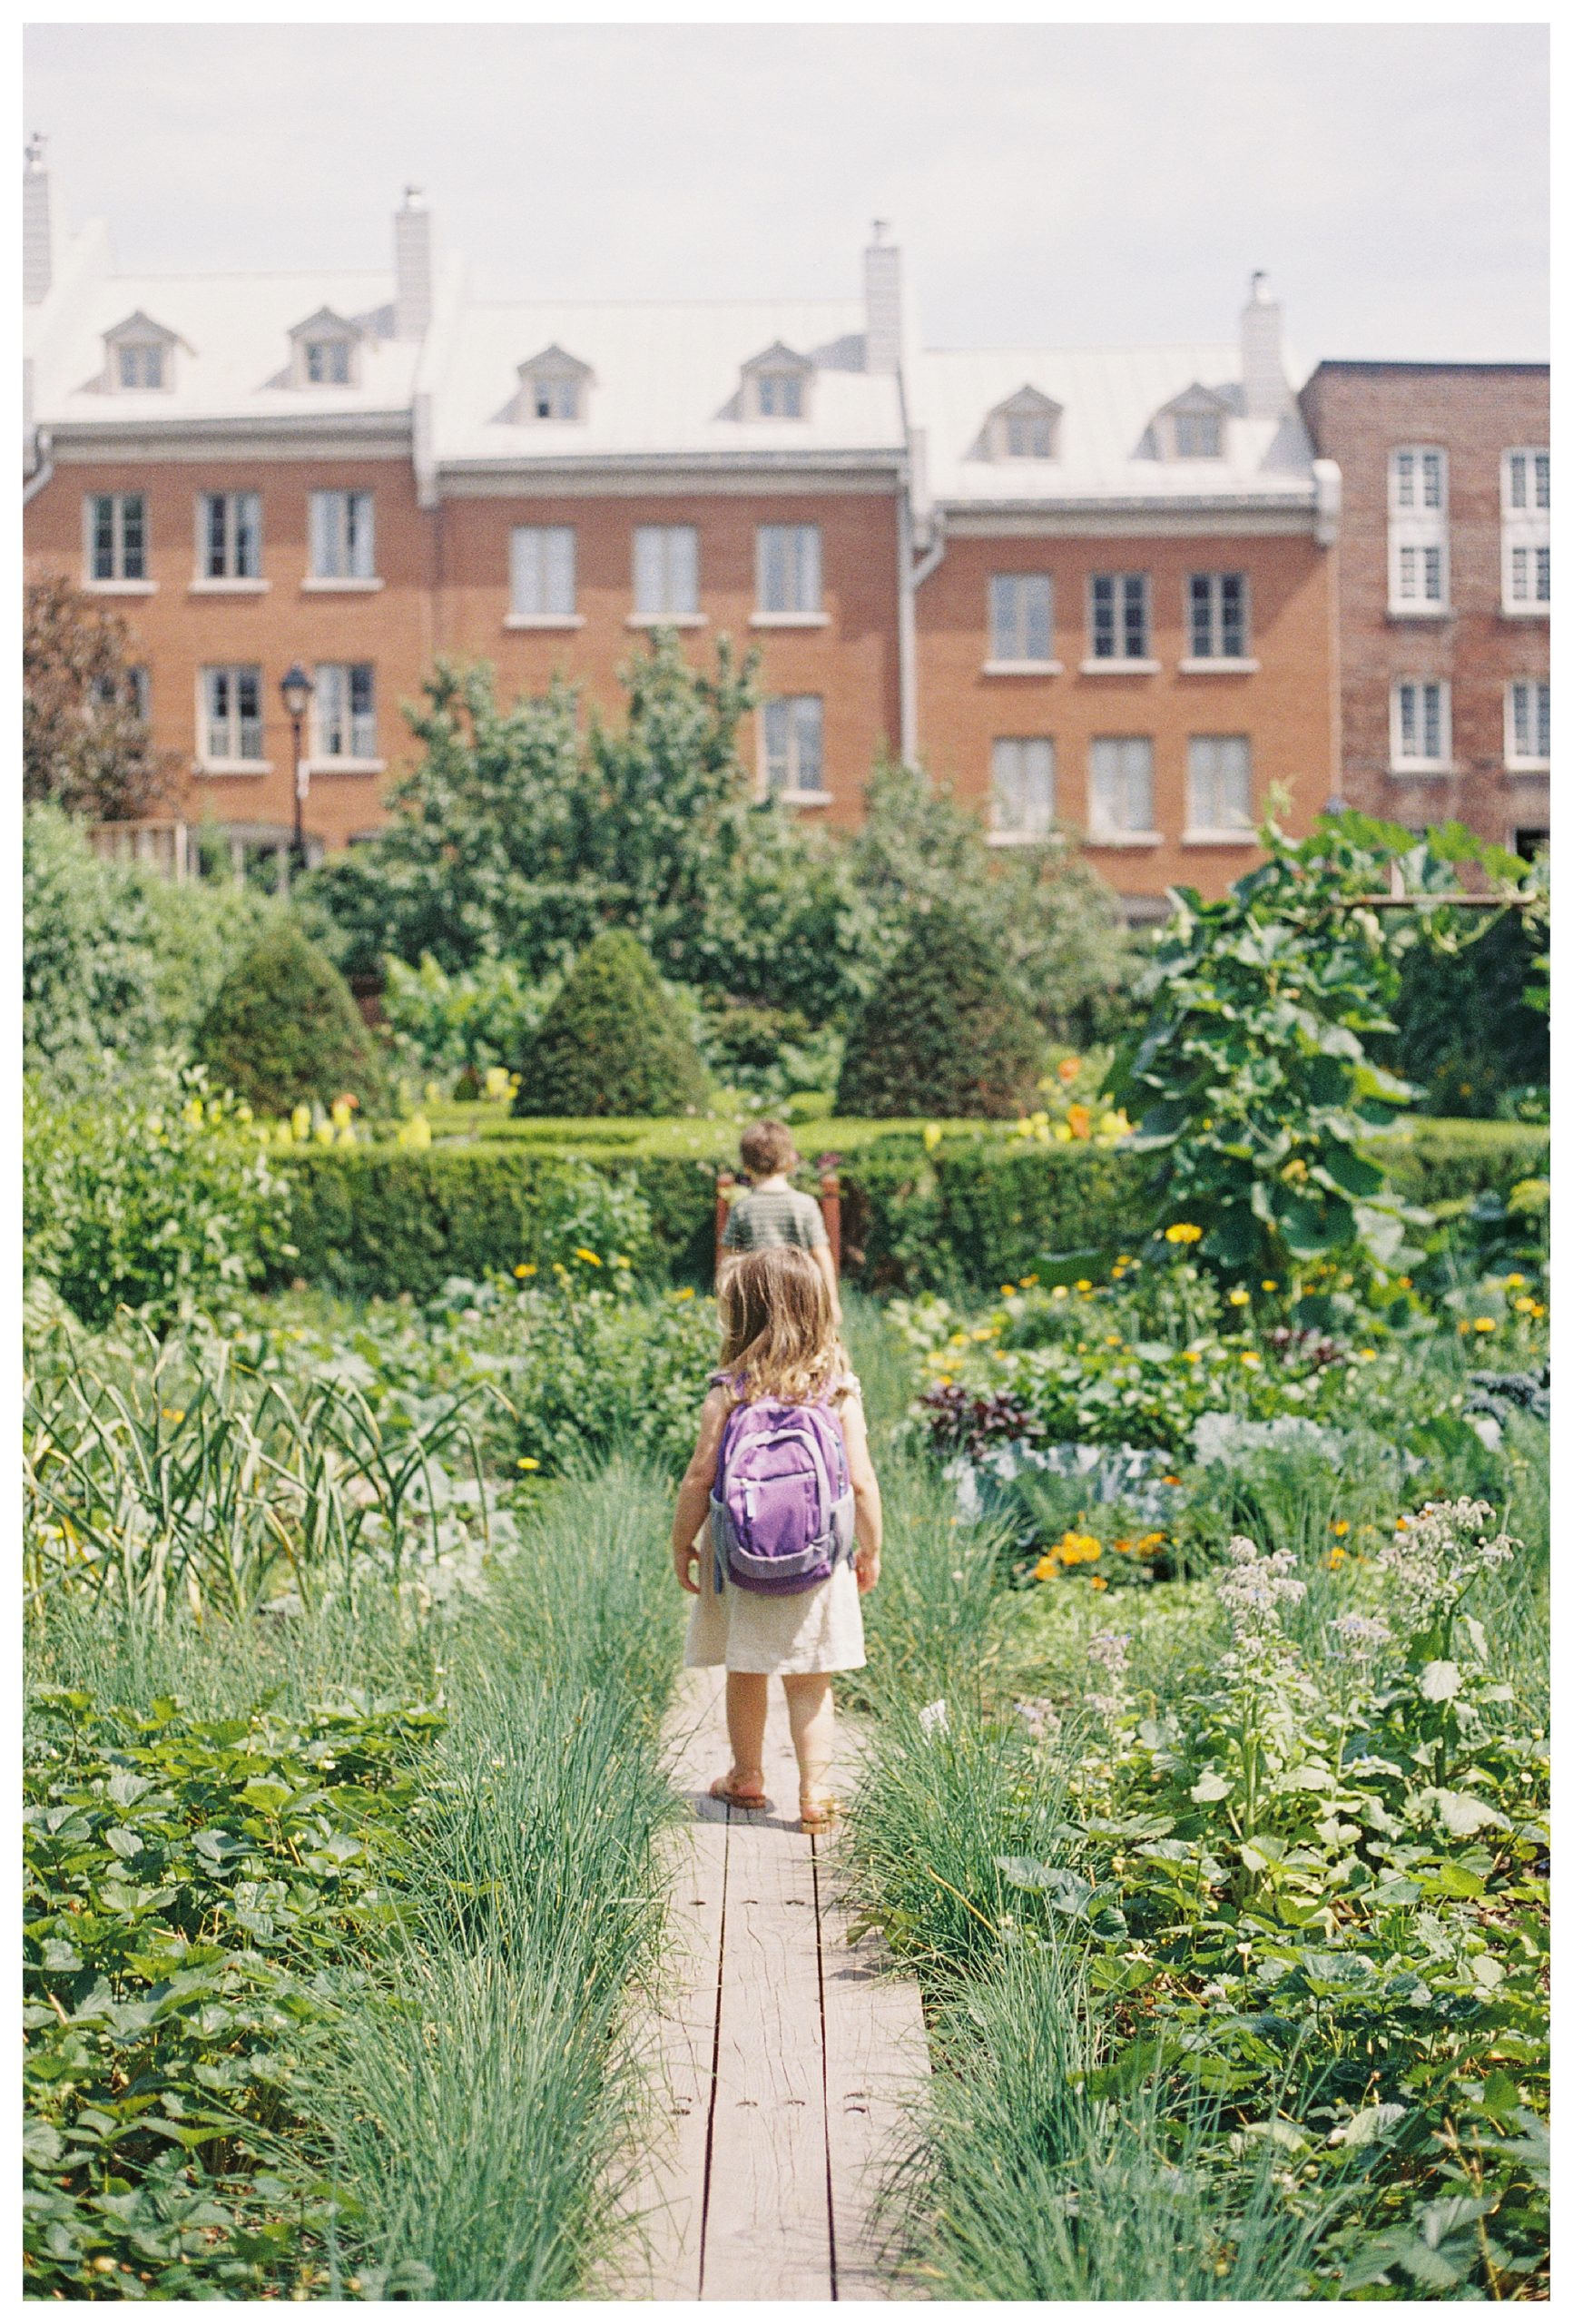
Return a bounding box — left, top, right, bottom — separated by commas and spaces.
709, 1774, 771, 1813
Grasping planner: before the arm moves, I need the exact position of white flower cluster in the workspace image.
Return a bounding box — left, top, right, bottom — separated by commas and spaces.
1376, 1498, 1517, 1630
1331, 1610, 1392, 1661
1014, 1696, 1063, 1742
1086, 1626, 1134, 1722
1215, 1533, 1307, 1649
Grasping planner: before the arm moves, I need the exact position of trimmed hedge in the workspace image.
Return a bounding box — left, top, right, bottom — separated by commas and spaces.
276, 1118, 1548, 1301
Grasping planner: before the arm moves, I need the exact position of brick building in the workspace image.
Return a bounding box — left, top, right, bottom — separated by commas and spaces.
24, 153, 1356, 911
1299, 361, 1550, 858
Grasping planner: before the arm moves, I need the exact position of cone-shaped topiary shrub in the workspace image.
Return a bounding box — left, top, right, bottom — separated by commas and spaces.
836, 901, 1044, 1118
195, 921, 383, 1117
513, 929, 711, 1117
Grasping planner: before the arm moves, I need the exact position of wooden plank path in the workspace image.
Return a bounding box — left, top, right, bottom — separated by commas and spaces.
599, 1667, 930, 2301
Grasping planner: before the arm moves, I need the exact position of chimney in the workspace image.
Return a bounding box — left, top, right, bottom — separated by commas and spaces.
394, 185, 433, 340
24, 133, 54, 305
864, 220, 903, 375
1241, 270, 1286, 420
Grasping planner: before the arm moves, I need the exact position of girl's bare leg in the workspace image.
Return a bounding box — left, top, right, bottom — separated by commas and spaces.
723, 1670, 769, 1793
782, 1672, 835, 1811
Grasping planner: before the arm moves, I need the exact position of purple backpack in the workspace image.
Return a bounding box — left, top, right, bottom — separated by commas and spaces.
709, 1384, 856, 1595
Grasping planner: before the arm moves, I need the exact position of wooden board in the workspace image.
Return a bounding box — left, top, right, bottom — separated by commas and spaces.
597, 1671, 930, 2302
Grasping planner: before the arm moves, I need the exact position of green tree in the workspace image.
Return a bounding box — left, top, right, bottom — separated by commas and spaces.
196, 924, 383, 1116
23, 804, 288, 1094
1106, 813, 1539, 1294
836, 901, 1044, 1118
514, 929, 711, 1117
845, 757, 1135, 1041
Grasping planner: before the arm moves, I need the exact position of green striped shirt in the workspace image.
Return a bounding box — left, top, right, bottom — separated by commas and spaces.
723, 1184, 829, 1253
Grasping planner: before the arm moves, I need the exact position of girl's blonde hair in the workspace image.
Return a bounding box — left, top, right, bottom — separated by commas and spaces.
718, 1246, 837, 1404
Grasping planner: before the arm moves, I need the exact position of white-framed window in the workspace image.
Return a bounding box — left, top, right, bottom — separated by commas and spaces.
990, 737, 1055, 837
117, 342, 165, 390
509, 525, 576, 618
1174, 411, 1224, 459
1186, 734, 1253, 832
199, 491, 262, 581
1186, 571, 1248, 659
1088, 573, 1150, 661
528, 373, 580, 421
1502, 448, 1550, 610
633, 525, 699, 617
86, 492, 147, 583
757, 524, 821, 615
1006, 411, 1054, 458
309, 490, 376, 580
314, 664, 378, 761
91, 665, 151, 722
756, 372, 803, 419
762, 695, 824, 794
988, 573, 1054, 664
1088, 735, 1155, 836
1387, 446, 1449, 611
201, 665, 264, 764
1505, 680, 1550, 770
304, 337, 352, 386
1391, 679, 1451, 771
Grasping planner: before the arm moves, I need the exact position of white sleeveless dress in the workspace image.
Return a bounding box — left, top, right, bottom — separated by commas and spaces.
682, 1372, 867, 1677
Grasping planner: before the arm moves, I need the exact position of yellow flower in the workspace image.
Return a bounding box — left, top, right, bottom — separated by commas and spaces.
1332, 1519, 1349, 1537
1262, 1279, 1278, 1292
1182, 1350, 1202, 1364
1505, 1273, 1526, 1289
923, 1123, 944, 1152
1327, 1546, 1347, 1570
161, 1408, 185, 1424
1054, 1531, 1103, 1565
1240, 1351, 1261, 1367
1000, 1284, 1017, 1298
1113, 1537, 1133, 1555
1075, 1278, 1093, 1293
1033, 1554, 1059, 1581
1514, 1295, 1537, 1314
613, 1255, 632, 1269
1165, 1223, 1203, 1245
671, 1286, 696, 1301
1357, 1348, 1377, 1361
1021, 1274, 1039, 1288
1088, 1575, 1108, 1591
1472, 1317, 1497, 1334
291, 1104, 311, 1140
1051, 1285, 1069, 1301
1136, 1531, 1165, 1552
1227, 1287, 1250, 1306
573, 1248, 603, 1266
514, 1263, 537, 1278
516, 1456, 540, 1472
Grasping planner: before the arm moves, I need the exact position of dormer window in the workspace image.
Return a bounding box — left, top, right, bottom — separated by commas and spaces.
288, 308, 364, 389
103, 311, 181, 395
740, 342, 813, 422
1154, 384, 1232, 461
984, 386, 1062, 462
514, 345, 594, 425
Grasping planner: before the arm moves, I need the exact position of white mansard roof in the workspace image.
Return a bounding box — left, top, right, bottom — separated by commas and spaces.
25, 262, 423, 429
911, 342, 1318, 509
428, 298, 903, 469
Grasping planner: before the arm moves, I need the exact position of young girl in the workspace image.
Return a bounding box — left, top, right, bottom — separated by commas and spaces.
671, 1245, 882, 1832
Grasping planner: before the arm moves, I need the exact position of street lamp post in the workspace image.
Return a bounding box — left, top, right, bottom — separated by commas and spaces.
280, 662, 314, 879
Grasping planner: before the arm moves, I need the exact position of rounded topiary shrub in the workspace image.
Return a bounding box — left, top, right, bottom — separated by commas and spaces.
513, 930, 711, 1117
195, 922, 383, 1117
836, 902, 1044, 1118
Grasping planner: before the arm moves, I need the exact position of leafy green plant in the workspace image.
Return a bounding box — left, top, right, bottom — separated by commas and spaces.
514, 930, 711, 1118
380, 951, 560, 1076
838, 901, 1045, 1118
196, 923, 384, 1117
1108, 816, 1539, 1300
24, 1068, 292, 1334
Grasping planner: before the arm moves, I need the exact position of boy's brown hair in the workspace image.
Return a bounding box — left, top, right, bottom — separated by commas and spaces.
739, 1118, 797, 1179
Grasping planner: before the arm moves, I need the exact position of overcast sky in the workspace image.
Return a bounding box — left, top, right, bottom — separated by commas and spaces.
23, 23, 1548, 367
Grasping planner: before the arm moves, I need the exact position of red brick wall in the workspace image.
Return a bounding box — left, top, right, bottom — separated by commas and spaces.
1299, 365, 1550, 850
434, 487, 902, 828
914, 528, 1336, 902
25, 453, 437, 852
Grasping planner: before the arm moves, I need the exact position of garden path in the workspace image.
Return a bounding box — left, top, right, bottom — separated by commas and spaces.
599, 1665, 929, 2301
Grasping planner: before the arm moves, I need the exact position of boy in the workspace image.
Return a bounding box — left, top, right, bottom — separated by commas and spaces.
721, 1118, 841, 1326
